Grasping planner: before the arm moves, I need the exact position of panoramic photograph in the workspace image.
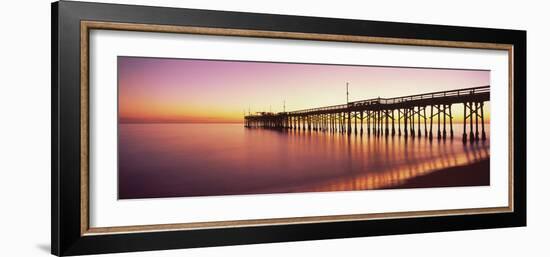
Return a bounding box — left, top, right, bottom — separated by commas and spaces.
117, 56, 490, 200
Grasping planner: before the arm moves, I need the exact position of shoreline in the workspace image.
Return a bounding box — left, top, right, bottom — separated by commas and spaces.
384, 159, 490, 189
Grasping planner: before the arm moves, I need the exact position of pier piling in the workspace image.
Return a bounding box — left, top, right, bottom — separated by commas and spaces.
244, 86, 489, 145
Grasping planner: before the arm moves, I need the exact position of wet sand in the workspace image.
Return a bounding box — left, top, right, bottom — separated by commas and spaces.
385, 159, 490, 189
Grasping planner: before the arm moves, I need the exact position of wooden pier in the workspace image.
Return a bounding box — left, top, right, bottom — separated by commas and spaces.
244, 85, 489, 143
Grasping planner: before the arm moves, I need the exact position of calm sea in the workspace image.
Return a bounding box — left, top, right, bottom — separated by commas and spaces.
118, 123, 490, 199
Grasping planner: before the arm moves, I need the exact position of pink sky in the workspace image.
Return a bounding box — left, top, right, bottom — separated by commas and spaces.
118, 56, 490, 123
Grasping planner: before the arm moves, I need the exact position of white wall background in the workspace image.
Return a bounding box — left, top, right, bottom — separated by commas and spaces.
0, 0, 547, 256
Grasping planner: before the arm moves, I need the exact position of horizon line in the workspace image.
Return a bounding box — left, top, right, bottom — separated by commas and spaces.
119, 121, 244, 124
119, 121, 491, 124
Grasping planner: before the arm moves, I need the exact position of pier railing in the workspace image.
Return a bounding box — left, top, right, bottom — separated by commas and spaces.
287, 85, 489, 115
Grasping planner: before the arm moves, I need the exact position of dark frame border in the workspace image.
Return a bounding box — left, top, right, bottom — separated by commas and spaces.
52, 1, 526, 256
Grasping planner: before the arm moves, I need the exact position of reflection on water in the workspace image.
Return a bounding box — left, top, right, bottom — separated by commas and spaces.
118, 123, 490, 199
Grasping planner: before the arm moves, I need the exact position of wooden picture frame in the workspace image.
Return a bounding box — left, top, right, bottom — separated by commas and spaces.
52, 1, 526, 256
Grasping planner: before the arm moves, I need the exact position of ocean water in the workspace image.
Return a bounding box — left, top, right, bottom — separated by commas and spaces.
118, 123, 490, 199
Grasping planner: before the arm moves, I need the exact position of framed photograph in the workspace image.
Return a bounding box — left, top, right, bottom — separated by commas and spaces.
52, 1, 526, 256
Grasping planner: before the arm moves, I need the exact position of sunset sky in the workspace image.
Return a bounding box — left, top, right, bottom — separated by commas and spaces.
118, 56, 490, 123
